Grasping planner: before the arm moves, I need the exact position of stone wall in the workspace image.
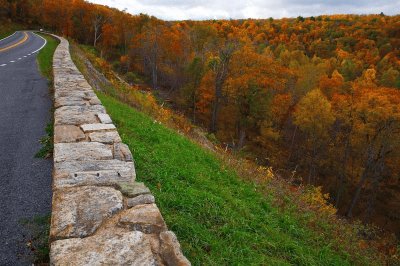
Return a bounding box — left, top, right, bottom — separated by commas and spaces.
49, 36, 190, 265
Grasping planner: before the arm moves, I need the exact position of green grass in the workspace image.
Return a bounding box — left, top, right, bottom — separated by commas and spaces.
36, 33, 59, 80
20, 214, 51, 264
35, 122, 54, 158
97, 92, 373, 266
34, 33, 59, 159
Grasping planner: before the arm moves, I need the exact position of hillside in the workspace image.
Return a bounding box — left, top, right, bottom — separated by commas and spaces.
2, 0, 399, 263
70, 42, 398, 264
16, 3, 397, 235
0, 20, 24, 39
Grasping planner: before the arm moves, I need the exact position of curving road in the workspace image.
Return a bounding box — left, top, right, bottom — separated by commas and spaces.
0, 31, 53, 265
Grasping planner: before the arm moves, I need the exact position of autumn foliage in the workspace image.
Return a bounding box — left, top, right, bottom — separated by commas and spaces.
4, 0, 400, 239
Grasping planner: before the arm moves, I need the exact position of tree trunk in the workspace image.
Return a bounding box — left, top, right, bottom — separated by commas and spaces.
94, 29, 98, 47
346, 170, 368, 218
288, 125, 298, 162
210, 97, 219, 132
347, 146, 377, 218
335, 137, 350, 208
364, 151, 386, 222
308, 137, 317, 184
152, 63, 157, 89
210, 78, 223, 132
237, 127, 246, 149
192, 90, 197, 123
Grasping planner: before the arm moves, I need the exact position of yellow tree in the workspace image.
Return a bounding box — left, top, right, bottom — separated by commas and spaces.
346, 87, 400, 218
294, 88, 335, 183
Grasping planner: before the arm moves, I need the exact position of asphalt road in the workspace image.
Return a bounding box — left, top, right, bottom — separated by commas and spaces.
0, 31, 53, 265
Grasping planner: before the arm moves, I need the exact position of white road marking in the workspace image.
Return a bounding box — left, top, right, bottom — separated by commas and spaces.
0, 32, 48, 69
31, 32, 47, 53
0, 32, 17, 42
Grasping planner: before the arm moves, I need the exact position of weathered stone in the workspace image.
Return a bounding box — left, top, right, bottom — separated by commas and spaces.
50, 36, 190, 266
54, 169, 135, 189
54, 125, 86, 143
54, 105, 105, 125
89, 97, 102, 105
77, 80, 91, 88
54, 142, 113, 162
127, 194, 155, 208
50, 186, 123, 239
54, 96, 87, 108
50, 231, 156, 265
54, 160, 135, 178
54, 89, 87, 99
89, 131, 121, 144
148, 234, 164, 265
160, 231, 191, 266
96, 113, 112, 124
117, 182, 150, 198
114, 143, 133, 161
119, 204, 167, 234
80, 123, 116, 133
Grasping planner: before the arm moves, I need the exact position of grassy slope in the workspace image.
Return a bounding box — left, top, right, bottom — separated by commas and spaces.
97, 92, 375, 265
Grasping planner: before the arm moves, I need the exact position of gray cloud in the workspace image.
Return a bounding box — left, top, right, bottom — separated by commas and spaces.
88, 0, 400, 20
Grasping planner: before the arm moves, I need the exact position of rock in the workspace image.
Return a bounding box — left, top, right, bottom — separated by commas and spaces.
96, 113, 112, 124
113, 143, 133, 161
127, 194, 155, 208
119, 204, 167, 234
117, 182, 150, 197
160, 231, 191, 266
53, 169, 135, 189
55, 80, 91, 90
54, 125, 86, 143
89, 131, 121, 144
54, 105, 105, 125
80, 123, 116, 133
49, 37, 190, 266
147, 234, 164, 265
77, 80, 91, 88
89, 97, 102, 105
54, 142, 113, 162
50, 186, 123, 239
54, 89, 87, 99
54, 160, 135, 179
54, 97, 87, 108
50, 231, 156, 265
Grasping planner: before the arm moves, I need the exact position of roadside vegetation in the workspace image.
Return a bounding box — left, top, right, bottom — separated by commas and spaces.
2, 1, 398, 263
20, 215, 51, 264
35, 33, 59, 159
0, 20, 24, 39
36, 33, 59, 81
71, 43, 398, 265
28, 33, 59, 264
2, 0, 400, 239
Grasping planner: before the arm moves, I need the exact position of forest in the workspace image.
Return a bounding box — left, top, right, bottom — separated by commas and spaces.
2, 0, 399, 237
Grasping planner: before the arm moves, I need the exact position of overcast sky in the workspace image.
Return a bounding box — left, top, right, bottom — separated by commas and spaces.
87, 0, 400, 20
